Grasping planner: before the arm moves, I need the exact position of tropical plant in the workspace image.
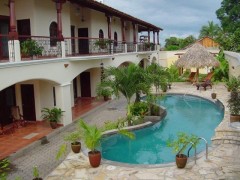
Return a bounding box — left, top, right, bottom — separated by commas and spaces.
96, 82, 112, 99
199, 21, 220, 39
64, 131, 81, 145
167, 132, 199, 157
41, 107, 64, 122
228, 91, 240, 116
216, 0, 240, 52
213, 49, 229, 82
21, 39, 43, 57
0, 159, 10, 180
225, 76, 240, 92
94, 39, 112, 49
79, 120, 102, 152
103, 64, 151, 124
32, 166, 42, 180
130, 101, 149, 116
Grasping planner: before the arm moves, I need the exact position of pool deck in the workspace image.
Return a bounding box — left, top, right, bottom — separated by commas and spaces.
46, 82, 240, 180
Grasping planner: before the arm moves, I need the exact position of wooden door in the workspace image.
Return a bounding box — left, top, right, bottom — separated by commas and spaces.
21, 84, 36, 121
73, 77, 78, 99
80, 72, 91, 97
0, 16, 9, 60
0, 85, 16, 125
78, 28, 89, 54
17, 19, 31, 42
71, 25, 76, 54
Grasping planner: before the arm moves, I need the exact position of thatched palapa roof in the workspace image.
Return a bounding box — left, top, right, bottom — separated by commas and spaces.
175, 43, 219, 68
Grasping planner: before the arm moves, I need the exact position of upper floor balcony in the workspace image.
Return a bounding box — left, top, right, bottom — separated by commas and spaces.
0, 34, 158, 63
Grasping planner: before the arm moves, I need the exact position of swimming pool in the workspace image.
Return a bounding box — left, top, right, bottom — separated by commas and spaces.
101, 94, 224, 165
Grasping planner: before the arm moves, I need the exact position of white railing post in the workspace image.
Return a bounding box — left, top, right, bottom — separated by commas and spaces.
61, 41, 65, 58
8, 40, 21, 62
135, 43, 138, 52
124, 43, 127, 53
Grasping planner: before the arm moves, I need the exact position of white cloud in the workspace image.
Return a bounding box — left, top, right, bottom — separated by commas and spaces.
104, 0, 222, 45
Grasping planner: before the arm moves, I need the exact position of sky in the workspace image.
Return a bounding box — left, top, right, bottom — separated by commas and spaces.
103, 0, 222, 45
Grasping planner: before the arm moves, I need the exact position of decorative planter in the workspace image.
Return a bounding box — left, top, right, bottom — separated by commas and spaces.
50, 122, 58, 129
103, 96, 110, 101
211, 93, 217, 99
230, 114, 240, 123
71, 142, 81, 153
88, 151, 101, 167
176, 154, 188, 168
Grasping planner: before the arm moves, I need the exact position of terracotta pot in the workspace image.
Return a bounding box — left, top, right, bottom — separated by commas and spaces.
88, 151, 101, 167
230, 114, 240, 123
176, 154, 188, 168
71, 142, 81, 153
103, 96, 110, 101
211, 93, 217, 99
50, 122, 58, 129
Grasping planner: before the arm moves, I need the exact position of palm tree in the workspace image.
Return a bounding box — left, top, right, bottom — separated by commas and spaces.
104, 64, 151, 123
199, 21, 220, 39
146, 63, 170, 93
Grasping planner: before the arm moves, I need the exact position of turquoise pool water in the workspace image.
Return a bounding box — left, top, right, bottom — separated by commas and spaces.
101, 94, 224, 164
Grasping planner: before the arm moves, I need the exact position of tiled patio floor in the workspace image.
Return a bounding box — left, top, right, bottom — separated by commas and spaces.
0, 121, 54, 160
0, 97, 105, 160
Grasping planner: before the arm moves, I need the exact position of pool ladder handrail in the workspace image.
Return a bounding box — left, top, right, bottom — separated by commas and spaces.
187, 137, 208, 164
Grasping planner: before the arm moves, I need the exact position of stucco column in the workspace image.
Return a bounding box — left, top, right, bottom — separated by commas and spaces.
106, 15, 112, 40
132, 23, 136, 44
9, 0, 18, 40
157, 30, 160, 50
55, 82, 72, 126
121, 19, 126, 43
148, 30, 150, 43
8, 0, 21, 62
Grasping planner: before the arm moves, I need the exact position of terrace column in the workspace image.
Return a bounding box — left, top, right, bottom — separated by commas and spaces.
106, 15, 112, 39
54, 0, 66, 57
148, 30, 150, 43
55, 82, 72, 126
132, 23, 138, 52
153, 31, 156, 50
121, 19, 127, 53
8, 0, 21, 62
157, 30, 160, 50
106, 15, 113, 54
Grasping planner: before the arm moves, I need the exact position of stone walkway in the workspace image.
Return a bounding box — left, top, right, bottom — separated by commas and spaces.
45, 82, 240, 180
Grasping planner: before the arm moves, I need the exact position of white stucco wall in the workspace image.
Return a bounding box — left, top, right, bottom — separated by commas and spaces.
225, 51, 240, 78
0, 0, 9, 16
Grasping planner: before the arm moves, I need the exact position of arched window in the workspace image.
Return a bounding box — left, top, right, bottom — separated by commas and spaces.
114, 32, 118, 46
99, 29, 104, 39
49, 22, 58, 47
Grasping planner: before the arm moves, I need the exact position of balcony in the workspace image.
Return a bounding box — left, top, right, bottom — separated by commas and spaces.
0, 35, 157, 63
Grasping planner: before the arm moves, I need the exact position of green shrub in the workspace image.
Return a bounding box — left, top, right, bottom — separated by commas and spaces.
130, 102, 148, 116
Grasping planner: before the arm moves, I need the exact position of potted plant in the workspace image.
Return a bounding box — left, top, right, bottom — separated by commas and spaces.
96, 83, 112, 101
167, 132, 199, 168
32, 166, 42, 180
79, 120, 102, 167
41, 107, 64, 129
21, 39, 43, 59
64, 131, 81, 153
225, 76, 240, 92
228, 90, 240, 122
94, 39, 112, 49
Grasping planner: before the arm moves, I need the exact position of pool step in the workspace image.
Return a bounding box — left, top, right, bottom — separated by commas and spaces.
212, 130, 240, 145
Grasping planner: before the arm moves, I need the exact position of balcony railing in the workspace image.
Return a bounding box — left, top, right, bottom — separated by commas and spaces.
0, 34, 10, 62
0, 35, 156, 63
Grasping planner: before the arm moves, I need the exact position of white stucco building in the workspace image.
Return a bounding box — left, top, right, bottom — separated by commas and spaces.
0, 0, 163, 126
